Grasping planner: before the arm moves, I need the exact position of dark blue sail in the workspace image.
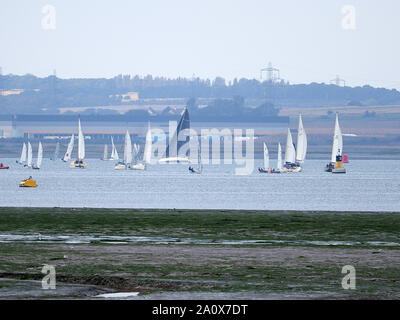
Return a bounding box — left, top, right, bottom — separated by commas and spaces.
165, 108, 190, 158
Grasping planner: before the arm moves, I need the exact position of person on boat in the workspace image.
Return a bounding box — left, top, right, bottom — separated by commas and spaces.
189, 166, 195, 173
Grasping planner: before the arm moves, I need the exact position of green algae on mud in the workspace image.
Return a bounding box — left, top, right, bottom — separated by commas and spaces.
0, 207, 399, 244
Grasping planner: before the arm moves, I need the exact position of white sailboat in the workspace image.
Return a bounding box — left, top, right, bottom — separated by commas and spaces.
17, 142, 27, 165
258, 142, 270, 173
131, 143, 146, 170
115, 130, 132, 170
70, 118, 87, 168
143, 121, 152, 164
33, 141, 43, 170
276, 142, 283, 173
281, 128, 300, 173
25, 141, 33, 168
63, 134, 74, 162
295, 114, 307, 164
110, 137, 119, 161
326, 113, 346, 173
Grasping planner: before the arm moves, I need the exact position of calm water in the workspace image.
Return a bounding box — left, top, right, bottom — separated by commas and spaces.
0, 159, 399, 212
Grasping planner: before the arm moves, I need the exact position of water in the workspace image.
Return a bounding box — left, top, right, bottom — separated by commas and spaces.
0, 159, 399, 212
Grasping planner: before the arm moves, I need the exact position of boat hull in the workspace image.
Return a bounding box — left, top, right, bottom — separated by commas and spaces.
159, 157, 190, 164
114, 163, 129, 170
19, 178, 38, 188
131, 163, 146, 170
332, 167, 346, 174
70, 161, 88, 168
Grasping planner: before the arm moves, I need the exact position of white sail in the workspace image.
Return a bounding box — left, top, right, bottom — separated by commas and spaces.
143, 121, 152, 164
295, 114, 307, 163
331, 113, 343, 163
124, 130, 132, 165
27, 142, 33, 167
103, 144, 108, 160
263, 142, 269, 169
37, 141, 43, 168
277, 143, 283, 170
77, 118, 85, 160
63, 134, 74, 161
284, 129, 296, 164
111, 137, 119, 160
19, 143, 27, 164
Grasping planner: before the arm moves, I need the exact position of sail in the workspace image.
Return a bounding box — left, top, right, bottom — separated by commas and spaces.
111, 137, 119, 160
263, 142, 269, 169
63, 134, 74, 161
19, 143, 27, 164
77, 118, 85, 160
103, 144, 108, 160
165, 108, 190, 158
295, 114, 307, 163
27, 142, 33, 167
53, 141, 60, 160
37, 141, 43, 168
277, 143, 283, 170
284, 128, 296, 164
124, 130, 132, 165
143, 121, 152, 164
197, 139, 202, 172
331, 113, 343, 163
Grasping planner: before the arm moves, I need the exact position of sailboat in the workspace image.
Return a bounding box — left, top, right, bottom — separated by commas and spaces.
281, 129, 300, 173
24, 142, 33, 168
51, 141, 60, 161
143, 121, 152, 164
189, 140, 202, 174
258, 143, 270, 173
17, 143, 27, 165
115, 129, 132, 170
110, 137, 119, 161
274, 142, 283, 173
159, 108, 190, 163
32, 141, 43, 170
131, 143, 146, 170
325, 113, 346, 173
62, 134, 74, 162
70, 118, 87, 168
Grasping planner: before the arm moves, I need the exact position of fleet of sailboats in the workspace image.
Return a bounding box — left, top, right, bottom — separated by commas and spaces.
3, 112, 349, 177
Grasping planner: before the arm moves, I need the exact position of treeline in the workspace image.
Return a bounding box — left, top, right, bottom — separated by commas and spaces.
1, 74, 400, 115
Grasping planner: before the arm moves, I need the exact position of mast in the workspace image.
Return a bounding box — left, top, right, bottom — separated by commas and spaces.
77, 117, 85, 160
263, 142, 269, 169
277, 143, 282, 170
37, 141, 43, 168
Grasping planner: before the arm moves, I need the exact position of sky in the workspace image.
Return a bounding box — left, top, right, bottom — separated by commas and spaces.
1, 0, 399, 89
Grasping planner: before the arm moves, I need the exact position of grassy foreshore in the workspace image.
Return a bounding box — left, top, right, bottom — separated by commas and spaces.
0, 207, 399, 299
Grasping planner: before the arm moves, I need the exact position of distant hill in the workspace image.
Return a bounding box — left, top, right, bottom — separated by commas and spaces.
1, 74, 400, 120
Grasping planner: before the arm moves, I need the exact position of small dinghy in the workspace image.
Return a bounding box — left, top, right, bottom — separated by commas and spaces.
32, 141, 43, 170
189, 142, 202, 174
0, 163, 9, 169
19, 176, 38, 188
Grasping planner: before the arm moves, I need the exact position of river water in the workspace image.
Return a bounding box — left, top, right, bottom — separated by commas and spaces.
0, 159, 399, 212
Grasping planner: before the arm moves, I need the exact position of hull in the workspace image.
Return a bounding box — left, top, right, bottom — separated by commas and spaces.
70, 160, 88, 168
131, 163, 146, 170
0, 165, 9, 170
19, 178, 38, 188
332, 167, 346, 174
281, 166, 302, 173
258, 168, 269, 173
159, 157, 190, 164
114, 163, 129, 170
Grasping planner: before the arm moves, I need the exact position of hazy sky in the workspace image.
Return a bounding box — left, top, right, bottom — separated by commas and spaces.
1, 0, 399, 89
